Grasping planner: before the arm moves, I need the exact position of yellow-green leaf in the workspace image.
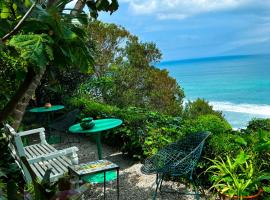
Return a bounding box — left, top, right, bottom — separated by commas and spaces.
1, 7, 10, 19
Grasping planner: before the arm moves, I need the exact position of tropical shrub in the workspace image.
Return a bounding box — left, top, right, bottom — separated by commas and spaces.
247, 118, 270, 132
82, 21, 185, 116
207, 131, 244, 158
68, 95, 184, 158
0, 50, 27, 110
206, 151, 270, 198
0, 130, 24, 199
183, 98, 224, 120
181, 114, 232, 135
197, 128, 270, 191
109, 66, 184, 116
236, 130, 270, 173
35, 69, 90, 106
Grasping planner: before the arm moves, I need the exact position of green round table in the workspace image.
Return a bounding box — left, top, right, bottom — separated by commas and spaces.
29, 105, 65, 143
69, 118, 123, 159
29, 105, 65, 113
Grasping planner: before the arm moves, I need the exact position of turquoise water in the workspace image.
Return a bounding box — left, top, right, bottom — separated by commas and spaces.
157, 55, 270, 128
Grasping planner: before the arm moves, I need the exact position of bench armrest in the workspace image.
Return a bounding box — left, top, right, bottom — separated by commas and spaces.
18, 128, 47, 144
28, 146, 79, 165
18, 128, 45, 136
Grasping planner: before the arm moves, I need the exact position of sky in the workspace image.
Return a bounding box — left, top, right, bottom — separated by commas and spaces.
69, 0, 270, 61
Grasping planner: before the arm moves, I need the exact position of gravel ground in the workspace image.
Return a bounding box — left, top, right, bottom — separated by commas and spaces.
53, 133, 207, 200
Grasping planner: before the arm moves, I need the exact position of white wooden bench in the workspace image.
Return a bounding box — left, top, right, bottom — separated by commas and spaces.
4, 124, 79, 184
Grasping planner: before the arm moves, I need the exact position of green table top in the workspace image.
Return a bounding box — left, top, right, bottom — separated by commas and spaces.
69, 118, 123, 134
29, 105, 65, 113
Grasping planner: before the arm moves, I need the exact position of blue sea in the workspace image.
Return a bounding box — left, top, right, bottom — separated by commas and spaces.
157, 54, 270, 129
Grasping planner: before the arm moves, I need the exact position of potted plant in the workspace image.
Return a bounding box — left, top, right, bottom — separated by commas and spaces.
205, 151, 270, 200
80, 117, 95, 130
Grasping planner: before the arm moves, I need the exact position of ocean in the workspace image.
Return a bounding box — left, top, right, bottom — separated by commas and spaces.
157, 54, 270, 129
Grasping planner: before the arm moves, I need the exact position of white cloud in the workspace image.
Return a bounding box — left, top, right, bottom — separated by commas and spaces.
122, 0, 268, 20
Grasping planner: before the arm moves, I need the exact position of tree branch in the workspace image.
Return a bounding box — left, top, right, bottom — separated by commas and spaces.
71, 0, 86, 16
1, 0, 39, 42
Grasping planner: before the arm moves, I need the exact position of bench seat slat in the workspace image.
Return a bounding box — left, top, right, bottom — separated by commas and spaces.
25, 144, 74, 179
33, 145, 69, 175
25, 146, 53, 176
25, 146, 46, 178
42, 144, 72, 167
36, 144, 71, 167
26, 145, 69, 177
5, 124, 79, 183
30, 145, 60, 176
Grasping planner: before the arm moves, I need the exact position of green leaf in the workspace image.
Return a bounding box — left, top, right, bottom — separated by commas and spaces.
254, 141, 270, 152
21, 20, 50, 33
76, 13, 88, 25
108, 0, 119, 14
263, 186, 270, 193
0, 20, 11, 37
234, 136, 247, 146
8, 34, 54, 68
0, 169, 7, 178
257, 173, 270, 182
12, 3, 17, 11
1, 7, 10, 19
24, 0, 32, 7
96, 0, 110, 10
234, 151, 249, 165
63, 26, 77, 40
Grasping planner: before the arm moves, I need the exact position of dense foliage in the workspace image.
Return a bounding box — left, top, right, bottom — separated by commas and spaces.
68, 95, 182, 158
206, 151, 270, 198
81, 21, 185, 116
0, 0, 119, 198
247, 118, 270, 132
67, 93, 270, 198
0, 50, 27, 110
0, 0, 119, 128
1, 2, 269, 199
183, 98, 224, 120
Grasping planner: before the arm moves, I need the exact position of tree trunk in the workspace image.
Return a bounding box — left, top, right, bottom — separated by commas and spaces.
47, 0, 58, 8
0, 67, 46, 130
71, 0, 86, 15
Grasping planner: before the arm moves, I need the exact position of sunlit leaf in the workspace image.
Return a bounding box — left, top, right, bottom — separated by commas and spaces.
234, 136, 247, 146
0, 7, 10, 19
8, 34, 54, 68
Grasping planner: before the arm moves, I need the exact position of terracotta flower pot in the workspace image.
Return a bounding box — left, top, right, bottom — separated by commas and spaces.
44, 102, 52, 108
219, 189, 263, 200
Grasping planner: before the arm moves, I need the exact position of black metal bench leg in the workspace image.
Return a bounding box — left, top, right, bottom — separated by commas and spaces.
117, 169, 120, 200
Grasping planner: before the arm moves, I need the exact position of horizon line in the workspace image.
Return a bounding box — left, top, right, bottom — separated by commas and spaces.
159, 53, 270, 64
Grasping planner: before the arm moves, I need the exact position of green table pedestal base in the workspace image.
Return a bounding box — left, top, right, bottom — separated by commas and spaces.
82, 170, 117, 184
93, 133, 102, 160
